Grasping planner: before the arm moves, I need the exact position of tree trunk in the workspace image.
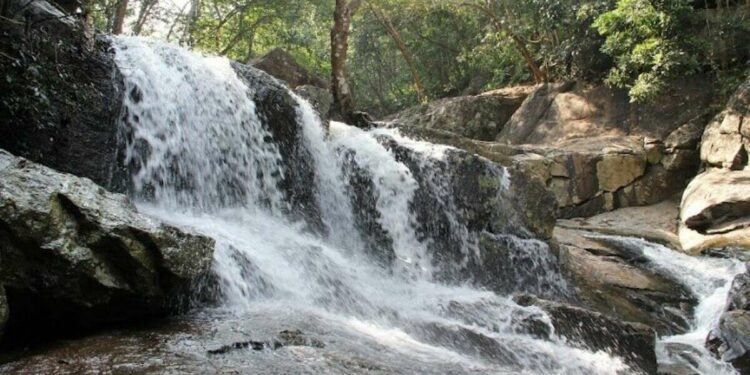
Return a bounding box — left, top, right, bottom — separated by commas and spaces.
132, 0, 158, 35
371, 6, 428, 103
330, 0, 362, 119
183, 0, 201, 46
463, 1, 547, 84
112, 0, 128, 34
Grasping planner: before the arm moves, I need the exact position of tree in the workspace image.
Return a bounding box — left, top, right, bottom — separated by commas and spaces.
112, 0, 128, 34
593, 0, 701, 102
369, 4, 427, 103
462, 0, 547, 83
331, 0, 363, 119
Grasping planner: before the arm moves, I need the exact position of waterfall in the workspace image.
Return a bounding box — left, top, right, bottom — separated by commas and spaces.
112, 36, 630, 374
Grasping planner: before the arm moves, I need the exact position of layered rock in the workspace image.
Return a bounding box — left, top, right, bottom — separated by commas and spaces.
700, 78, 750, 170
350, 133, 562, 296
558, 195, 681, 249
387, 79, 713, 217
680, 75, 750, 254
555, 227, 695, 334
707, 265, 750, 373
0, 150, 215, 343
680, 170, 750, 253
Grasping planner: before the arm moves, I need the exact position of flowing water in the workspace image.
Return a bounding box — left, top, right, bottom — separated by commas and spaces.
590, 235, 745, 374
110, 36, 631, 374
106, 36, 741, 374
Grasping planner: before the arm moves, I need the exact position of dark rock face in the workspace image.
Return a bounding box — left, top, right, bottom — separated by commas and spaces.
0, 150, 215, 344
367, 137, 564, 296
729, 268, 750, 311
514, 294, 658, 375
708, 264, 750, 373
1, 0, 327, 231
707, 310, 750, 374
555, 228, 695, 335
295, 85, 333, 119
230, 62, 325, 231
0, 0, 128, 192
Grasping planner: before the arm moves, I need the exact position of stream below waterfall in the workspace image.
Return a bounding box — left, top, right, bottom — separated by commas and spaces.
1, 36, 741, 375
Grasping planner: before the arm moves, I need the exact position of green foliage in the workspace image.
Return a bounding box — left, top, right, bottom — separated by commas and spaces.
82, 0, 750, 112
594, 0, 702, 102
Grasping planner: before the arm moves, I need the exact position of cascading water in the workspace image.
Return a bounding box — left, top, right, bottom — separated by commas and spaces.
112, 36, 632, 374
590, 235, 745, 374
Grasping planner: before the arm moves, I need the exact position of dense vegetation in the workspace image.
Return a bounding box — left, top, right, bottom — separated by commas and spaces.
82, 0, 750, 115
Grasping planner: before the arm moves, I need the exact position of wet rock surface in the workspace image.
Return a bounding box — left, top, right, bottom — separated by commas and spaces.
373, 135, 563, 296
0, 310, 496, 374
514, 294, 658, 375
708, 265, 750, 373
555, 227, 695, 335
0, 150, 214, 344
0, 0, 128, 192
229, 62, 327, 231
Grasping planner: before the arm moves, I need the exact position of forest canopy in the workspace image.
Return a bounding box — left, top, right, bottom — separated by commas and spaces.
82, 0, 749, 115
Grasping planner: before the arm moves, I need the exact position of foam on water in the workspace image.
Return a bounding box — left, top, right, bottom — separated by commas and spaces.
113, 36, 633, 374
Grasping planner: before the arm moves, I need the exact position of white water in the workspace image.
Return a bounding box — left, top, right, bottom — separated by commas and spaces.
113, 36, 632, 374
591, 235, 745, 374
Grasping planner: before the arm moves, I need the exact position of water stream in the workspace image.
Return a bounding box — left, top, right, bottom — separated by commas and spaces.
108, 36, 742, 374
590, 235, 745, 374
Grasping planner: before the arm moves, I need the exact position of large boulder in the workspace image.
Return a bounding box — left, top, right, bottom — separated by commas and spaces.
679, 169, 750, 253
707, 266, 750, 373
700, 77, 750, 170
250, 48, 328, 89
389, 79, 711, 217
0, 1, 326, 232
0, 0, 128, 192
385, 86, 532, 141
679, 75, 750, 254
0, 150, 214, 343
514, 294, 658, 374
497, 78, 715, 146
295, 84, 333, 119
496, 82, 576, 144
346, 131, 562, 296
707, 310, 750, 373
555, 228, 695, 335
230, 62, 325, 230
